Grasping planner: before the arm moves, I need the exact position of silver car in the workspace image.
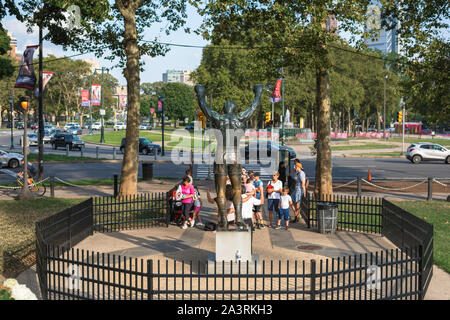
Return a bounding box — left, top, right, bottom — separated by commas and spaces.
0, 149, 24, 169
406, 143, 450, 164
20, 133, 38, 147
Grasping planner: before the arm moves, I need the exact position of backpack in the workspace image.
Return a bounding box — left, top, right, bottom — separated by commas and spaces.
204, 222, 217, 231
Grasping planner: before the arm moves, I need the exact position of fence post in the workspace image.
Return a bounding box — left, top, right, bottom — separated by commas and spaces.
96, 146, 99, 160
165, 192, 170, 228
66, 144, 69, 157
113, 147, 116, 160
357, 177, 362, 197
147, 260, 153, 300
80, 146, 83, 158
113, 175, 118, 198
418, 245, 424, 300
50, 176, 55, 198
427, 177, 432, 201
310, 259, 316, 300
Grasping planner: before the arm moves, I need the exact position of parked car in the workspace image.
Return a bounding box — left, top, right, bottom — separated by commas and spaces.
92, 122, 102, 130
406, 143, 450, 164
64, 122, 79, 131
16, 122, 24, 130
243, 141, 296, 160
83, 122, 92, 129
114, 122, 126, 131
0, 149, 24, 169
20, 133, 38, 147
51, 133, 85, 150
30, 123, 39, 130
43, 129, 53, 144
139, 123, 152, 130
120, 137, 161, 155
185, 124, 194, 132
66, 125, 83, 135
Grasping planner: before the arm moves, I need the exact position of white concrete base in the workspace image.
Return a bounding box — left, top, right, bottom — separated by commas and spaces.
207, 229, 260, 274
207, 253, 261, 274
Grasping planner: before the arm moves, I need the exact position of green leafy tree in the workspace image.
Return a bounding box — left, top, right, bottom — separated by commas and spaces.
160, 82, 195, 125
19, 0, 194, 195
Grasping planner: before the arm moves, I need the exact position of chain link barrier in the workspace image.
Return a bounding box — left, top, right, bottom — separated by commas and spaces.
332, 179, 357, 189
432, 179, 449, 187
0, 177, 50, 190
361, 178, 428, 191
54, 177, 90, 188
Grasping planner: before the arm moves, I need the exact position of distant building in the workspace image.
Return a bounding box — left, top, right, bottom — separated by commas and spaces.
6, 31, 22, 62
162, 70, 193, 86
83, 58, 101, 73
365, 1, 401, 55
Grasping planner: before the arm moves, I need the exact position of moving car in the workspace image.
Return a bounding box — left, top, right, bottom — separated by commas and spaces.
51, 133, 85, 150
20, 133, 38, 147
64, 122, 79, 131
43, 129, 53, 144
0, 149, 24, 169
406, 143, 450, 164
114, 122, 126, 131
92, 122, 102, 130
120, 137, 161, 155
243, 141, 297, 160
139, 123, 152, 130
66, 125, 83, 135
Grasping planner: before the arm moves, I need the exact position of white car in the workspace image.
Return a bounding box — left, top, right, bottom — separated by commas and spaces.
114, 122, 126, 131
64, 122, 78, 131
92, 122, 102, 130
406, 143, 450, 164
0, 149, 24, 168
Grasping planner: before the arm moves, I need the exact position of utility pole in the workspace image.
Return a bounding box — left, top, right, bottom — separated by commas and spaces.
37, 22, 44, 181
100, 67, 105, 143
88, 75, 93, 135
401, 98, 405, 155
383, 74, 387, 139
9, 88, 14, 150
281, 59, 285, 147
159, 96, 165, 156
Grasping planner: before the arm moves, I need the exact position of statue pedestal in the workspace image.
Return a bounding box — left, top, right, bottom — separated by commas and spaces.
207, 229, 260, 274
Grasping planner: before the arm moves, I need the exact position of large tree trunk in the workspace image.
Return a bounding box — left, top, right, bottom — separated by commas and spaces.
118, 0, 140, 196
377, 110, 381, 133
314, 67, 333, 197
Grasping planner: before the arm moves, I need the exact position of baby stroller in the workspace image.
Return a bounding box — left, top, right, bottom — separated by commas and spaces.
168, 183, 194, 226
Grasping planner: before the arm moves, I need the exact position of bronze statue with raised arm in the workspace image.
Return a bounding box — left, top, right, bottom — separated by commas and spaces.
195, 84, 264, 231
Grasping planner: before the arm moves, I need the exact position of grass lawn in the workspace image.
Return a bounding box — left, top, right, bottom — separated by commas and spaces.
0, 198, 87, 276
392, 200, 450, 273
351, 152, 404, 157
27, 153, 109, 162
388, 137, 450, 147
82, 129, 214, 151
330, 142, 399, 151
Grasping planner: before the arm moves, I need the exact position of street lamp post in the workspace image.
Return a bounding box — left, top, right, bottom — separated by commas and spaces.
159, 96, 165, 156
383, 74, 388, 138
16, 96, 33, 200
9, 91, 14, 150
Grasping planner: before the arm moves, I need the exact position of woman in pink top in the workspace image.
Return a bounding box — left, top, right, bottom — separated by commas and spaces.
181, 176, 195, 229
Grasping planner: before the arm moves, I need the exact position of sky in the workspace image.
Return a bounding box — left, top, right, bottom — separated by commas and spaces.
3, 4, 208, 87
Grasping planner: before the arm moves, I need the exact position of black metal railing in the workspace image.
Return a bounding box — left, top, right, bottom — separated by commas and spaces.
301, 193, 383, 234
92, 193, 169, 232
41, 245, 422, 300
35, 192, 433, 300
382, 199, 434, 299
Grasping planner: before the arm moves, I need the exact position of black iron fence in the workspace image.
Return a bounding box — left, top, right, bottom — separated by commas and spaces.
382, 199, 434, 298
301, 193, 383, 234
40, 245, 422, 300
35, 192, 433, 300
92, 192, 169, 232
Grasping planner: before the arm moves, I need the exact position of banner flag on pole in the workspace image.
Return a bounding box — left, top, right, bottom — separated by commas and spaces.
35, 71, 54, 97
269, 78, 282, 103
81, 89, 90, 107
14, 45, 39, 90
158, 100, 163, 111
119, 95, 127, 108
91, 84, 101, 106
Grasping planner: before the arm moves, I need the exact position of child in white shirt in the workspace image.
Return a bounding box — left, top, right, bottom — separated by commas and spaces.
276, 187, 295, 230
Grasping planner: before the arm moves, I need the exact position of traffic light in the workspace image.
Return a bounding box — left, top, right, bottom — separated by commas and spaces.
265, 112, 271, 123
397, 111, 403, 122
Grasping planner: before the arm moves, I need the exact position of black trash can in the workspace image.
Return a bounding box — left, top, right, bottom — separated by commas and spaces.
142, 162, 153, 181
317, 202, 338, 234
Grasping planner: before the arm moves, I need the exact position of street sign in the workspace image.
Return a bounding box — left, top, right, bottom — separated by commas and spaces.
9, 96, 13, 104
100, 109, 106, 116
